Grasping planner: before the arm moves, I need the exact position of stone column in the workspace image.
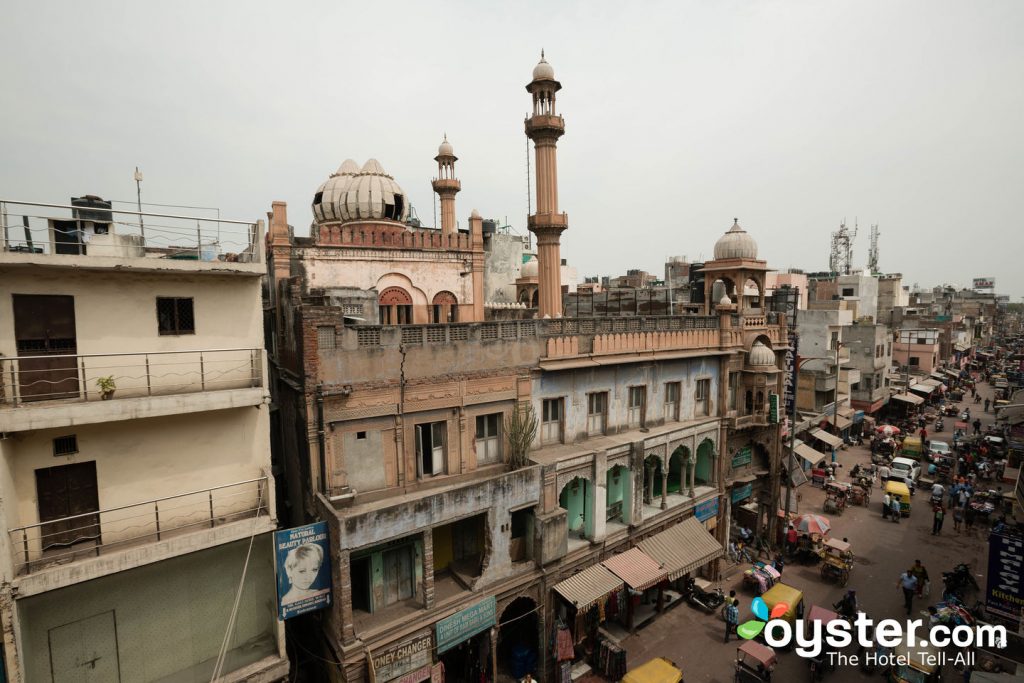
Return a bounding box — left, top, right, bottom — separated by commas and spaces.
469, 210, 485, 322
592, 452, 607, 541
422, 530, 435, 609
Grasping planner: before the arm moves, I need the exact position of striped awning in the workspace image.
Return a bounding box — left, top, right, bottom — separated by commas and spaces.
602, 547, 668, 590
809, 428, 843, 449
637, 517, 724, 581
892, 393, 925, 405
552, 564, 624, 610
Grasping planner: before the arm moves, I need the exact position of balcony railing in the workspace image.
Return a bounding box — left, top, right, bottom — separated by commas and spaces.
0, 347, 263, 406
8, 475, 269, 575
0, 199, 262, 264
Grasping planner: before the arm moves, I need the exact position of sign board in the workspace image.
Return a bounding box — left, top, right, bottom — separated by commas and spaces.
731, 446, 752, 468
275, 521, 332, 620
784, 332, 799, 417
731, 483, 753, 504
986, 531, 1024, 625
695, 497, 719, 522
768, 393, 779, 424
973, 278, 995, 290
371, 630, 433, 682
436, 596, 496, 654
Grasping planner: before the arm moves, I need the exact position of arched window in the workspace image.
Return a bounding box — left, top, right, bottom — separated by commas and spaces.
379, 287, 412, 325
431, 291, 458, 324
755, 391, 765, 413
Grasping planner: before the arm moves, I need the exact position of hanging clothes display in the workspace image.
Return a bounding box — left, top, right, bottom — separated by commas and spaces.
555, 628, 574, 661
559, 661, 572, 683
595, 639, 627, 680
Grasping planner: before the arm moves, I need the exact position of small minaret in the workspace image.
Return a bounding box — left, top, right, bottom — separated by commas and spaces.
525, 51, 567, 318
432, 135, 461, 236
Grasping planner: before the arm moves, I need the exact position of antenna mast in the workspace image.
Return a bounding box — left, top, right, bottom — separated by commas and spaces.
828, 220, 858, 275
867, 224, 880, 273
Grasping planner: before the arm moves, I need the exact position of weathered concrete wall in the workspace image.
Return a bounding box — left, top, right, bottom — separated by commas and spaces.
483, 233, 527, 304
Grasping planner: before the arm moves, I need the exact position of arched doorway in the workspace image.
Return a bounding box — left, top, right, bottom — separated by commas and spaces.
695, 439, 715, 487
668, 447, 689, 495
642, 455, 664, 505
559, 477, 592, 539
605, 465, 631, 524
432, 290, 458, 323
497, 597, 539, 679
531, 290, 539, 308
379, 286, 412, 325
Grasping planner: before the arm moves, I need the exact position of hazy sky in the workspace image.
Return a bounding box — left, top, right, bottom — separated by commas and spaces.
3, 1, 1022, 297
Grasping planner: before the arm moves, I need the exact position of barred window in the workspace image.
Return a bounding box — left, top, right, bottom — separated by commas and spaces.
157, 297, 195, 335
53, 435, 78, 456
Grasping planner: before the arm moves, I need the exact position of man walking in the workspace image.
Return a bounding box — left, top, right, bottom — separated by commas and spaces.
973, 418, 982, 436
932, 504, 946, 535
890, 494, 901, 523
786, 525, 798, 557
984, 398, 991, 413
911, 560, 930, 598
724, 598, 739, 642
883, 491, 891, 520
899, 569, 918, 615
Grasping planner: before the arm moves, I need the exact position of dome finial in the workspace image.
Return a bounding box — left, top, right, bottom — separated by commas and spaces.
541, 48, 545, 61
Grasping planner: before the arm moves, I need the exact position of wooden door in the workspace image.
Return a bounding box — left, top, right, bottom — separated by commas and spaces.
48, 611, 120, 682
35, 462, 100, 551
12, 294, 79, 401
383, 546, 413, 606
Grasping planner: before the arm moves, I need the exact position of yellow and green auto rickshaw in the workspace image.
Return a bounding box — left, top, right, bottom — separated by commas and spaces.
622, 656, 683, 683
900, 436, 924, 461
884, 480, 911, 516
760, 583, 805, 625
888, 642, 941, 682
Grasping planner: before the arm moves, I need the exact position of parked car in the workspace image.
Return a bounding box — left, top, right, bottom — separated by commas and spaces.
890, 457, 921, 485
928, 441, 951, 461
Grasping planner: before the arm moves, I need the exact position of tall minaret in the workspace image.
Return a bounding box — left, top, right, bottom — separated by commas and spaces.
431, 135, 460, 236
525, 50, 567, 318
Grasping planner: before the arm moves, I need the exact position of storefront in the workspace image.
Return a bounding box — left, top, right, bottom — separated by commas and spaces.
552, 564, 626, 681
368, 629, 435, 683
807, 428, 843, 460
436, 597, 496, 683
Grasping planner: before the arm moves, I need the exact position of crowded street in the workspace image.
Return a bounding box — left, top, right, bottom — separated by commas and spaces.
600, 376, 1011, 682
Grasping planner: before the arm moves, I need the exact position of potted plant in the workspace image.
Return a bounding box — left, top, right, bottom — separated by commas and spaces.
96, 376, 116, 400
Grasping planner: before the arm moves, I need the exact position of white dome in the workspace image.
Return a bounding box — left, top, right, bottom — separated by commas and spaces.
713, 219, 758, 260
533, 53, 555, 81
437, 137, 454, 157
312, 158, 409, 224
747, 341, 776, 367
521, 257, 539, 278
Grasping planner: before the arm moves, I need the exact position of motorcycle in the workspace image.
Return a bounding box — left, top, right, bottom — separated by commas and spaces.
685, 577, 725, 613
935, 418, 944, 432
942, 563, 980, 599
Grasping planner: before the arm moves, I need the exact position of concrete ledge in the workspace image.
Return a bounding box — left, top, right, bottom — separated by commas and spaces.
13, 515, 277, 597
0, 387, 267, 432
0, 250, 264, 276
222, 654, 290, 683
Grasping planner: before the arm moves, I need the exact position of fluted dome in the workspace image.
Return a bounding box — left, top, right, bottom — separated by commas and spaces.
747, 341, 776, 367
533, 54, 555, 81
312, 159, 409, 224
521, 257, 539, 278
713, 219, 758, 260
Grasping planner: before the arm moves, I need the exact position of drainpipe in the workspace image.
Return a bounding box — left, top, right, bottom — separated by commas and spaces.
316, 383, 327, 496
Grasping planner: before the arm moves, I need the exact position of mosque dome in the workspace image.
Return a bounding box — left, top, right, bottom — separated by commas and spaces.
437, 137, 454, 157
532, 54, 555, 81
521, 257, 539, 278
713, 219, 758, 260
747, 341, 777, 367
312, 159, 409, 224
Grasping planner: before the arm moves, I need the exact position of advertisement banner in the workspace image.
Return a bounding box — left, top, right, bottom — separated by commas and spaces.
436, 596, 496, 654
371, 630, 433, 682
731, 483, 753, 504
784, 332, 799, 417
986, 531, 1024, 624
973, 277, 995, 289
275, 521, 332, 620
695, 497, 719, 522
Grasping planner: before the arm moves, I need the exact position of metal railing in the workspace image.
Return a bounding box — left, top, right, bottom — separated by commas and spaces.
0, 347, 263, 405
8, 476, 269, 575
0, 200, 262, 264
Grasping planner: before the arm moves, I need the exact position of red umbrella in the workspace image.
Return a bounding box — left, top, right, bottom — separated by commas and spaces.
793, 513, 831, 536
876, 425, 901, 436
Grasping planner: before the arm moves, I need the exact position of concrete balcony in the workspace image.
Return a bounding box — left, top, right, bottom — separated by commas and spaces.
730, 412, 771, 429
7, 472, 274, 596
0, 348, 265, 431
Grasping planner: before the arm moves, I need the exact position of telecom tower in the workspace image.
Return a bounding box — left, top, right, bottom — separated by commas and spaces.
828, 220, 858, 275
866, 224, 880, 274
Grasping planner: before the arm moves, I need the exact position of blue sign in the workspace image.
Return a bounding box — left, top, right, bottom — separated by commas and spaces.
731, 483, 753, 504
275, 521, 332, 620
436, 596, 496, 654
986, 531, 1024, 624
695, 497, 719, 522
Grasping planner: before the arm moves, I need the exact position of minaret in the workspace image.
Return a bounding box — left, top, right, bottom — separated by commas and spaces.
525, 50, 568, 318
431, 135, 460, 236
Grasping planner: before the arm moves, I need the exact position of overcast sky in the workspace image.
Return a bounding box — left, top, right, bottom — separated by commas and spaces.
3, 1, 1022, 298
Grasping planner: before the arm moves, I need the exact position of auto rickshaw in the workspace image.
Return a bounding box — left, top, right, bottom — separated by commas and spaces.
884, 480, 911, 516
734, 639, 777, 683
760, 583, 805, 627
900, 436, 925, 461
818, 538, 853, 586
823, 482, 848, 515
623, 656, 683, 683
888, 642, 941, 682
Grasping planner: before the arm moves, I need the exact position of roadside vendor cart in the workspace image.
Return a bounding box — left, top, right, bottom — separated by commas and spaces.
818, 538, 853, 586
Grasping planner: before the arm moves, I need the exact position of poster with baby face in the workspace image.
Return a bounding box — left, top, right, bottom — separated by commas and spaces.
275, 521, 332, 620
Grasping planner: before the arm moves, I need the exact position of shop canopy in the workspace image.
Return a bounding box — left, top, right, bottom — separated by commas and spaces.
552, 563, 624, 610
824, 414, 853, 430
945, 369, 962, 379
808, 428, 844, 449
892, 392, 925, 405
636, 517, 724, 581
792, 440, 827, 467
838, 406, 856, 418
929, 373, 947, 382
909, 383, 936, 395
602, 548, 668, 590
921, 378, 943, 388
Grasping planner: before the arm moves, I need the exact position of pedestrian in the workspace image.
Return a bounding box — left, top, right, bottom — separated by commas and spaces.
954, 506, 964, 532
973, 419, 982, 436
724, 598, 739, 642
786, 525, 798, 557
883, 491, 891, 520
911, 559, 930, 597
898, 569, 919, 615
965, 505, 976, 533
958, 486, 970, 509
879, 464, 890, 482
890, 494, 901, 523
984, 398, 991, 412
921, 427, 928, 444
932, 504, 945, 535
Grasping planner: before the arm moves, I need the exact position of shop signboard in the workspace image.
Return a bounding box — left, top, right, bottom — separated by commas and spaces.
274, 521, 332, 620
731, 483, 753, 503
986, 531, 1024, 625
371, 630, 433, 682
695, 497, 719, 522
435, 596, 496, 654
784, 332, 799, 417
731, 446, 752, 469
973, 277, 995, 290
